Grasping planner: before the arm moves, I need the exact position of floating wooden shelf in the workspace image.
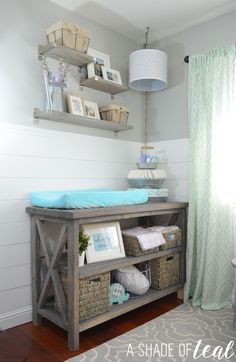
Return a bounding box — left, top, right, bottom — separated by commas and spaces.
38, 43, 94, 67
80, 76, 128, 95
33, 108, 133, 132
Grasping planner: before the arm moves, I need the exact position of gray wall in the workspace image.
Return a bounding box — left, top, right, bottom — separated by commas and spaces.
148, 9, 236, 142
0, 0, 144, 142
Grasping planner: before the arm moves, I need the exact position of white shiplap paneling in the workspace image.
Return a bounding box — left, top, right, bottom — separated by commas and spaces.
151, 138, 190, 201
0, 122, 140, 329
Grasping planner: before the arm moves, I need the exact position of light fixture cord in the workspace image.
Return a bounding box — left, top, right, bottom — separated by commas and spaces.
144, 91, 147, 151
144, 26, 150, 153
145, 26, 150, 49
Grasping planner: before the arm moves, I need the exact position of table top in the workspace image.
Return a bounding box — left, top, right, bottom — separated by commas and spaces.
26, 200, 188, 220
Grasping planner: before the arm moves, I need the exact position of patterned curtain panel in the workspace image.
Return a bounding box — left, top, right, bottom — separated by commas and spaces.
185, 44, 236, 309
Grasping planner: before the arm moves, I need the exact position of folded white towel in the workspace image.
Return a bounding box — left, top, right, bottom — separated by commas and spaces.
148, 225, 179, 233
127, 169, 167, 180
122, 227, 166, 251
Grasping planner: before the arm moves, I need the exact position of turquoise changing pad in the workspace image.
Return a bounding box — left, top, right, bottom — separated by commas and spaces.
31, 189, 148, 209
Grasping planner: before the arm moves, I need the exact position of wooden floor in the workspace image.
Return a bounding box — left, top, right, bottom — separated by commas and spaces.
0, 293, 182, 362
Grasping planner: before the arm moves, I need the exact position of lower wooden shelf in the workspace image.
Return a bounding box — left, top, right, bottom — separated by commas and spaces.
39, 282, 183, 333
80, 282, 183, 331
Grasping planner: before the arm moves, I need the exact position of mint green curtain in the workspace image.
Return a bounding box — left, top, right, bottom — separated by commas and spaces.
184, 45, 235, 309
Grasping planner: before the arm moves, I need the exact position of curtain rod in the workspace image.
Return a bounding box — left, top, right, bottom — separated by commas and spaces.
184, 56, 189, 63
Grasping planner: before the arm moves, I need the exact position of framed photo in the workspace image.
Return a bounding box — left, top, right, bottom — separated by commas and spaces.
102, 66, 122, 85
83, 222, 126, 264
87, 48, 110, 78
66, 93, 84, 116
84, 100, 100, 119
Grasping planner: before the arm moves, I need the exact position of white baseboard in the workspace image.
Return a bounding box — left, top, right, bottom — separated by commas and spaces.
0, 306, 32, 331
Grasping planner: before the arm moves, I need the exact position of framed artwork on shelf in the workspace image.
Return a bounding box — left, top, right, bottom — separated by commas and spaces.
66, 93, 84, 116
87, 48, 111, 78
84, 100, 100, 119
83, 221, 126, 263
102, 66, 122, 85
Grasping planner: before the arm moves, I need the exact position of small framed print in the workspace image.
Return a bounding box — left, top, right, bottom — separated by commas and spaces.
87, 48, 111, 78
102, 66, 122, 85
66, 93, 84, 116
83, 222, 126, 264
84, 100, 100, 119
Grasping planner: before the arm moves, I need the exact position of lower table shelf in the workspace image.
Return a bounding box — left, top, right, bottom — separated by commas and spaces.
80, 282, 183, 332
39, 282, 183, 333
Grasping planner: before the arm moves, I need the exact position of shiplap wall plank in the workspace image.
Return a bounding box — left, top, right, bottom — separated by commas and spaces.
0, 286, 32, 315
0, 243, 30, 269
0, 264, 31, 292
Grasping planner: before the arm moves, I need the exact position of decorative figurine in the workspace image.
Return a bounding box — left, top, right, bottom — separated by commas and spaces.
109, 283, 129, 305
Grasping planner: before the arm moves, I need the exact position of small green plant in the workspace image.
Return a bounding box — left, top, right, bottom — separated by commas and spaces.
78, 230, 90, 255
65, 231, 90, 255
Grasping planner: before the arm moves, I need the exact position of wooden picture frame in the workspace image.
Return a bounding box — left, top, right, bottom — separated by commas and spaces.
83, 221, 126, 263
66, 93, 84, 116
102, 66, 122, 85
84, 100, 100, 119
87, 48, 111, 78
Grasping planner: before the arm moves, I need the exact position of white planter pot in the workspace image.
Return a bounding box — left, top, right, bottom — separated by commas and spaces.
79, 252, 85, 266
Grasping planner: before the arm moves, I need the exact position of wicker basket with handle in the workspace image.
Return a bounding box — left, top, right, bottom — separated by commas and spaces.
122, 233, 159, 257
99, 104, 129, 124
56, 272, 110, 321
150, 252, 180, 290
47, 20, 91, 53
148, 226, 181, 250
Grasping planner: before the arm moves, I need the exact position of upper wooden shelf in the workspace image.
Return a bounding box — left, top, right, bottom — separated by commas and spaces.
38, 43, 94, 67
59, 245, 183, 279
33, 108, 133, 133
80, 76, 128, 95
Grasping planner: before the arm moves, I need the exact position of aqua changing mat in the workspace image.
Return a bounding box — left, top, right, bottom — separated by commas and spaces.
31, 189, 148, 209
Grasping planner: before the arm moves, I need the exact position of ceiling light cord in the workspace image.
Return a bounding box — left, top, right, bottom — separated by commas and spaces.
145, 26, 150, 49
144, 91, 148, 150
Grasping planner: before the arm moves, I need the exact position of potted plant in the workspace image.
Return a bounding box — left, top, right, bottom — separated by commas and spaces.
78, 230, 90, 266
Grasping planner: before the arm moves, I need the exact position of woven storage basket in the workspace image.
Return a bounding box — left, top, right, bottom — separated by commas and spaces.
122, 234, 159, 257
149, 226, 182, 251
58, 272, 110, 321
99, 104, 129, 124
150, 252, 180, 290
47, 21, 91, 53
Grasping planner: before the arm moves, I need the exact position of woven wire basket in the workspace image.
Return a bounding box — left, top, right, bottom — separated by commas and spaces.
57, 272, 110, 321
150, 252, 180, 290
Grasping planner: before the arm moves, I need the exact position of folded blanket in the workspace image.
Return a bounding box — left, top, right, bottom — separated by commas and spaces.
122, 227, 166, 251
127, 169, 167, 180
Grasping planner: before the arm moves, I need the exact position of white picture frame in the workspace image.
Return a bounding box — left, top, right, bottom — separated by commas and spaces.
83, 222, 126, 264
84, 100, 100, 119
87, 48, 111, 79
102, 66, 122, 85
66, 93, 84, 116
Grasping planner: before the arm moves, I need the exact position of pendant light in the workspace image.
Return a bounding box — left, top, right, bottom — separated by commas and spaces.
129, 27, 167, 91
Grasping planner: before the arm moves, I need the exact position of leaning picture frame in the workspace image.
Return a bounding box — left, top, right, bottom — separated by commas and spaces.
84, 100, 100, 119
66, 93, 84, 116
87, 48, 111, 78
83, 222, 126, 263
101, 66, 122, 85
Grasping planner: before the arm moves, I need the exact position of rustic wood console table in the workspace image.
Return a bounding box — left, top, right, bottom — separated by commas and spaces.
26, 201, 188, 351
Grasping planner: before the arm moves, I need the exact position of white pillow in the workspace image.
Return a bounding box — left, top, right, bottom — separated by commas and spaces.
113, 265, 150, 295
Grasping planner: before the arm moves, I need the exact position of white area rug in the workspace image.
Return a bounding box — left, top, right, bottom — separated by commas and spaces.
66, 303, 236, 362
